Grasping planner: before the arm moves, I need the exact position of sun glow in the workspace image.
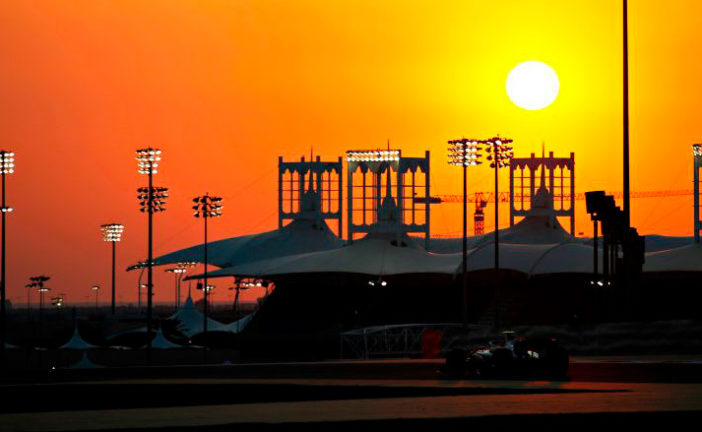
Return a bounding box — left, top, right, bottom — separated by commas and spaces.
506, 61, 560, 110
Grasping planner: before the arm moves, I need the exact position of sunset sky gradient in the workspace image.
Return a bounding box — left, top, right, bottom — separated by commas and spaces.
1, 0, 701, 305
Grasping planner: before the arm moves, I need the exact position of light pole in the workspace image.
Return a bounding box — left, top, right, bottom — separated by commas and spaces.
448, 139, 482, 327
165, 262, 194, 311
100, 223, 124, 315
29, 276, 51, 336
192, 193, 223, 348
91, 285, 100, 312
28, 276, 50, 315
485, 136, 514, 329
136, 147, 168, 363
0, 150, 14, 353
23, 283, 32, 313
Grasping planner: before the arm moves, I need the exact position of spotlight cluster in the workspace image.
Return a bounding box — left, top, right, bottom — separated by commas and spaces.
484, 137, 514, 168
197, 283, 215, 293
192, 194, 223, 218
693, 144, 702, 159
346, 150, 400, 163
101, 223, 124, 242
447, 139, 483, 166
165, 261, 197, 274
136, 148, 162, 175
237, 278, 267, 288
138, 187, 169, 213
0, 151, 15, 174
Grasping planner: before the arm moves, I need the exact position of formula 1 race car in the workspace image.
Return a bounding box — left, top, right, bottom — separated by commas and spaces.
442, 332, 570, 379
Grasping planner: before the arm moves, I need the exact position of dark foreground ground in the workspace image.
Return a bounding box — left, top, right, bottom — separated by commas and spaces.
2, 357, 702, 431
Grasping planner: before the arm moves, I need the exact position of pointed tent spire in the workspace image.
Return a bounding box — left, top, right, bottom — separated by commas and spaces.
60, 326, 97, 350
151, 326, 182, 349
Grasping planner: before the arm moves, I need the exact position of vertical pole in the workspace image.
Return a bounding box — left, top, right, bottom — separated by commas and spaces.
593, 220, 599, 277
203, 212, 209, 361
338, 157, 343, 238
425, 151, 431, 249
603, 229, 609, 282
375, 170, 382, 222
494, 156, 500, 329
1, 171, 5, 353
509, 162, 514, 227
623, 0, 631, 228
695, 160, 700, 243
278, 157, 283, 229
347, 165, 353, 244
571, 154, 576, 236
462, 163, 468, 328
137, 267, 144, 311
111, 241, 116, 315
147, 171, 153, 364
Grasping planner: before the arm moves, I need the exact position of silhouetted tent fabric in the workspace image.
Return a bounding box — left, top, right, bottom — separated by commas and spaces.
644, 244, 702, 272
150, 328, 182, 349
70, 352, 101, 369
60, 327, 98, 350
195, 234, 461, 279
454, 242, 602, 276
106, 326, 147, 342
494, 212, 573, 245
463, 243, 555, 274
167, 296, 229, 338
141, 218, 343, 269
429, 187, 577, 254
640, 235, 692, 252
224, 314, 254, 334
530, 243, 602, 275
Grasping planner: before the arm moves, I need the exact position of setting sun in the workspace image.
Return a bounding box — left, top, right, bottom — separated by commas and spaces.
506, 61, 560, 110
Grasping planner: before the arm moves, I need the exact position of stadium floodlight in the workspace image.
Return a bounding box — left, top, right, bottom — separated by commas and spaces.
484, 136, 514, 329
192, 194, 223, 348
136, 147, 165, 364
165, 262, 196, 310
694, 144, 702, 160
345, 149, 401, 163
51, 294, 65, 310
0, 150, 14, 352
91, 285, 100, 311
447, 138, 484, 329
101, 223, 124, 314
136, 147, 161, 174
29, 276, 51, 319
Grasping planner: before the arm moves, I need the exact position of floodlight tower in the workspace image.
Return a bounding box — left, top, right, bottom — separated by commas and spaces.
0, 150, 14, 352
694, 144, 702, 243
165, 262, 195, 310
29, 275, 51, 323
136, 147, 167, 362
447, 139, 482, 327
100, 223, 124, 314
91, 285, 100, 312
485, 136, 514, 329
192, 194, 223, 341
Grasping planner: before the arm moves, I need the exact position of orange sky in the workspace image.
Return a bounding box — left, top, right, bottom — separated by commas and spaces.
1, 0, 701, 306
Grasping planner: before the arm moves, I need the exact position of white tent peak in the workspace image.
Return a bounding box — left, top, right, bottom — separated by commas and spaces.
151, 327, 182, 349
168, 295, 229, 337
71, 352, 101, 369
60, 326, 98, 350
